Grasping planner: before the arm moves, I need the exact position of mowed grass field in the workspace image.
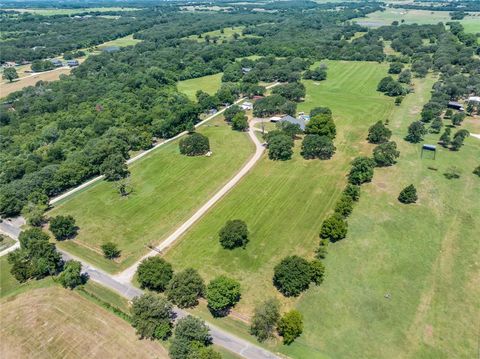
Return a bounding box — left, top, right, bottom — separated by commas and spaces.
97, 34, 141, 49
185, 26, 260, 43
50, 117, 254, 272
177, 73, 223, 101
281, 76, 480, 358
0, 286, 168, 358
165, 61, 395, 314
355, 9, 480, 34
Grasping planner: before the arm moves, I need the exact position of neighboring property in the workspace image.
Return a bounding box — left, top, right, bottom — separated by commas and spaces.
50, 59, 63, 67
468, 96, 480, 103
271, 114, 307, 130
2, 62, 17, 68
242, 67, 251, 74
66, 60, 79, 67
241, 101, 253, 110
102, 46, 121, 53
447, 101, 464, 111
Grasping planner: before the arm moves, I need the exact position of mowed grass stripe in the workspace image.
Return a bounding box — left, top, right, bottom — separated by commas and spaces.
165, 61, 395, 314
51, 117, 254, 273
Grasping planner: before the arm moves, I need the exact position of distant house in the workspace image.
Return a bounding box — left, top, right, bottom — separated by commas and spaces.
102, 46, 120, 53
270, 116, 282, 123
298, 114, 310, 122
3, 62, 16, 68
242, 67, 252, 74
241, 101, 253, 110
447, 101, 464, 111
50, 59, 63, 67
66, 60, 79, 67
468, 96, 480, 103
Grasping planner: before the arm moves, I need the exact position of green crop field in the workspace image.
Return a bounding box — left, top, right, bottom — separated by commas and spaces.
355, 9, 480, 34
177, 73, 223, 101
280, 76, 480, 358
165, 61, 395, 314
50, 117, 254, 273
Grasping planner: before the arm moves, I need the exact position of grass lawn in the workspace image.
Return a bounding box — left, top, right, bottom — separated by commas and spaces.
281, 75, 480, 358
50, 117, 254, 273
177, 73, 223, 101
0, 286, 167, 358
185, 26, 260, 43
0, 234, 16, 252
355, 8, 480, 34
97, 34, 141, 49
165, 61, 395, 315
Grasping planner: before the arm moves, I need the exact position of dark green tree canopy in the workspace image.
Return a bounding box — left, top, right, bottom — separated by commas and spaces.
367, 121, 392, 144
267, 133, 294, 161
301, 134, 336, 160
320, 213, 348, 242
305, 113, 336, 139
101, 242, 121, 260
206, 275, 241, 315
219, 219, 249, 249
405, 121, 426, 143
250, 298, 280, 342
131, 293, 174, 340
166, 268, 205, 308
58, 260, 87, 289
100, 153, 130, 181
277, 310, 303, 345
273, 255, 314, 297
49, 215, 77, 241
348, 156, 375, 185
179, 133, 210, 156
398, 184, 418, 204
137, 257, 174, 292
373, 141, 400, 167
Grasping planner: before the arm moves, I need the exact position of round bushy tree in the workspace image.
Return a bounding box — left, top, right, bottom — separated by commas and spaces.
166, 268, 205, 308
320, 214, 347, 242
309, 259, 325, 285
367, 121, 391, 144
405, 121, 426, 143
137, 257, 173, 292
179, 133, 210, 156
398, 184, 417, 204
305, 114, 336, 139
231, 112, 249, 131
343, 184, 360, 202
348, 157, 375, 185
49, 215, 77, 240
373, 141, 400, 167
334, 194, 354, 218
206, 276, 241, 316
131, 293, 174, 340
219, 219, 249, 249
300, 134, 335, 160
250, 298, 280, 342
277, 310, 303, 345
101, 242, 121, 259
100, 153, 130, 181
268, 134, 294, 161
273, 256, 312, 297
58, 260, 86, 289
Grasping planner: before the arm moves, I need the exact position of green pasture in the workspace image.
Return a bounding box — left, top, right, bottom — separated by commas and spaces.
282, 75, 480, 358
165, 61, 395, 314
177, 73, 223, 101
4, 7, 139, 16
50, 117, 254, 273
185, 26, 259, 43
97, 34, 141, 49
355, 8, 480, 34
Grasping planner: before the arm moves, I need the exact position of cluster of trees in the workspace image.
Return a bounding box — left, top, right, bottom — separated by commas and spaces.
135, 257, 241, 315
31, 60, 55, 72
303, 64, 327, 81
439, 128, 470, 151
250, 298, 304, 345
377, 76, 408, 97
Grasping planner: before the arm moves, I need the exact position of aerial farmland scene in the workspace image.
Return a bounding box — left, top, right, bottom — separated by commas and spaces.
0, 0, 479, 358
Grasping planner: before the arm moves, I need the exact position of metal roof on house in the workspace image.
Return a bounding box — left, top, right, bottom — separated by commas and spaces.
280, 115, 306, 130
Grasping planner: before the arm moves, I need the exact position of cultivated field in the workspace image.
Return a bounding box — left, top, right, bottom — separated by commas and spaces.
165, 61, 395, 314
0, 286, 168, 358
177, 73, 223, 101
355, 8, 480, 34
281, 76, 480, 358
50, 116, 254, 272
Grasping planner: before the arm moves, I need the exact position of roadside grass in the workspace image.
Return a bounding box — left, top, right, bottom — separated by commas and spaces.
355, 8, 480, 34
281, 75, 480, 358
0, 286, 168, 358
165, 61, 395, 315
50, 116, 254, 273
4, 7, 139, 15
177, 73, 223, 101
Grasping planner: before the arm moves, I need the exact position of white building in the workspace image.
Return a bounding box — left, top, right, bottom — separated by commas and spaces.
241, 101, 253, 110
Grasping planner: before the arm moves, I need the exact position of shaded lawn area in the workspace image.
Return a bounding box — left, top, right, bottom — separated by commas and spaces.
165, 61, 395, 315
177, 73, 223, 101
50, 117, 254, 273
283, 75, 480, 358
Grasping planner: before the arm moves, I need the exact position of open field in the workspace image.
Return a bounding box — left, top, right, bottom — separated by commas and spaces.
355, 9, 480, 34
50, 116, 254, 273
185, 26, 260, 43
281, 75, 480, 358
177, 73, 223, 101
97, 34, 141, 49
165, 61, 395, 315
0, 286, 167, 358
4, 7, 140, 16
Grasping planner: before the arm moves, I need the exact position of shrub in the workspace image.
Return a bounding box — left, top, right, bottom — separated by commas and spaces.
474, 166, 480, 177
206, 276, 241, 316
398, 184, 417, 204
309, 259, 325, 285
444, 166, 461, 179
334, 194, 354, 218
300, 134, 336, 160
343, 184, 360, 202
320, 214, 347, 242
49, 215, 77, 240
137, 257, 173, 292
166, 268, 205, 308
373, 141, 400, 167
348, 157, 375, 185
219, 219, 249, 249
315, 238, 329, 259
273, 256, 312, 297
179, 133, 210, 156
101, 242, 121, 259
131, 293, 174, 340
277, 310, 303, 345
367, 121, 391, 144
250, 298, 280, 342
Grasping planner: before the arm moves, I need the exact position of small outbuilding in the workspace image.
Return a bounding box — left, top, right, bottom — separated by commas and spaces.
447, 101, 464, 111
468, 96, 480, 103
66, 60, 79, 67
50, 59, 63, 67
241, 101, 253, 110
